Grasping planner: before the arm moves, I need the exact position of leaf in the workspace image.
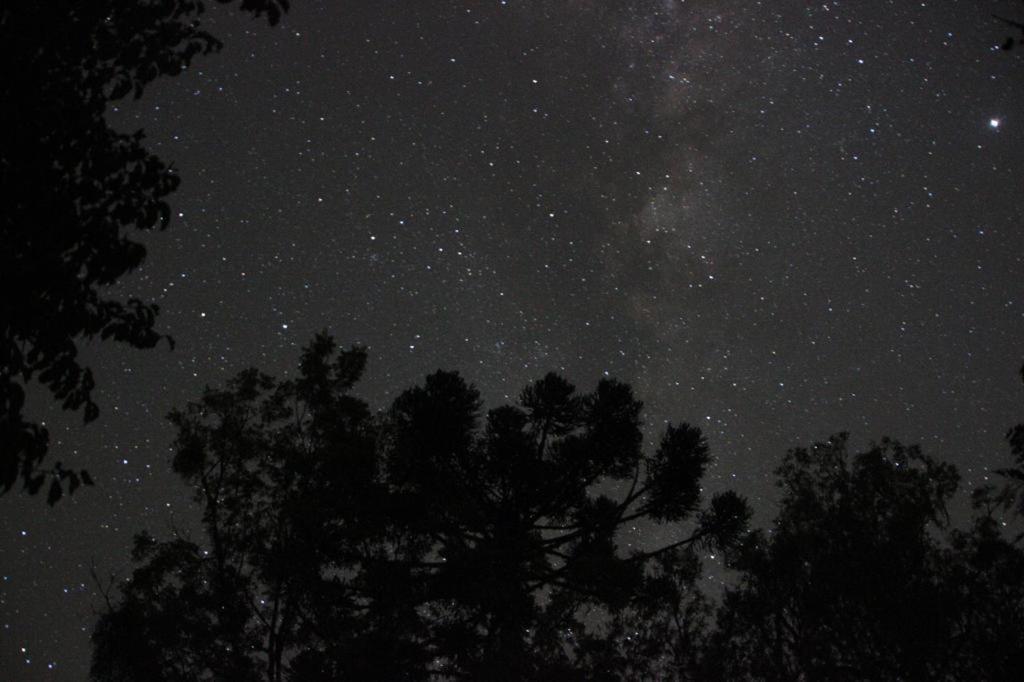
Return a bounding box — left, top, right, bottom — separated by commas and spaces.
47, 479, 63, 505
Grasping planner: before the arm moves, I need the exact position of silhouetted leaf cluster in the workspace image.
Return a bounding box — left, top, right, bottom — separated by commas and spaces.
1, 0, 287, 501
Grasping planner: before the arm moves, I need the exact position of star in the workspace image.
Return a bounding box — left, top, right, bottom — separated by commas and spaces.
6, 2, 1024, 674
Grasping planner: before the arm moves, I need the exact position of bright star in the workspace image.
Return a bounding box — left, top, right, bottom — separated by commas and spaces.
989, 118, 1001, 129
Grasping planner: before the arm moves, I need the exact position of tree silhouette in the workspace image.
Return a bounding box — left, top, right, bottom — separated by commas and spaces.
91, 333, 750, 681
563, 546, 714, 680
1, 0, 288, 501
92, 335, 430, 681
382, 370, 748, 679
92, 342, 1024, 679
992, 363, 1024, 531
706, 433, 1024, 681
940, 486, 1024, 680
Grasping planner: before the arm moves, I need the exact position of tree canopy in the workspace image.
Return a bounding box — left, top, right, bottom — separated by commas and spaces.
704, 364, 1024, 681
91, 333, 749, 681
707, 429, 1024, 681
1, 0, 288, 500
709, 435, 959, 680
994, 364, 1024, 527
91, 337, 1024, 680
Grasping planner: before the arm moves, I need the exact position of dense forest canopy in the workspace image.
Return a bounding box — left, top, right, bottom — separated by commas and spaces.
90, 336, 1024, 681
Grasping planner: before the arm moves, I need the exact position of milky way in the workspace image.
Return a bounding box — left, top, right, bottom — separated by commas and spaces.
2, 1, 1023, 677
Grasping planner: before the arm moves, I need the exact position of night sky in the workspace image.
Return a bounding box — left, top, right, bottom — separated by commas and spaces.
3, 0, 1024, 677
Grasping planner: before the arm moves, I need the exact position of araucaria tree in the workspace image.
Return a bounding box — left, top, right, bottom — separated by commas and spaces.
91, 333, 750, 681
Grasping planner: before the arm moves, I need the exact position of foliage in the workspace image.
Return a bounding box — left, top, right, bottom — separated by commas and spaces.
705, 433, 1024, 681
940, 491, 1024, 680
91, 334, 748, 681
384, 370, 749, 679
90, 334, 423, 681
993, 363, 1024, 528
1, 0, 288, 500
91, 341, 1024, 679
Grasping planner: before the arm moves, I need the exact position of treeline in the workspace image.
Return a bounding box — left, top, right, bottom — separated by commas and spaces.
90, 334, 1024, 681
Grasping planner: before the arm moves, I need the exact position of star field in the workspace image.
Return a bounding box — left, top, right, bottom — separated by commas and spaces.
2, 1, 1024, 677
